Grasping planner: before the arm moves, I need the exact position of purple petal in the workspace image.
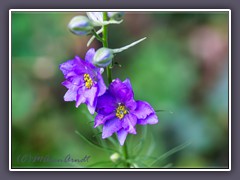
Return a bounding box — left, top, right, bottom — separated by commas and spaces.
60, 57, 88, 78
62, 76, 85, 102
96, 91, 116, 115
94, 113, 116, 128
137, 113, 159, 125
74, 56, 85, 64
132, 101, 155, 119
123, 78, 137, 111
97, 74, 107, 96
81, 86, 98, 114
75, 93, 86, 107
74, 55, 96, 74
62, 80, 83, 102
62, 80, 72, 89
78, 53, 101, 74
123, 78, 132, 90
59, 59, 75, 76
65, 71, 78, 79
72, 76, 84, 86
85, 48, 95, 63
122, 113, 137, 134
83, 86, 98, 107
117, 128, 128, 146
125, 99, 137, 111
109, 78, 134, 104
102, 118, 122, 139
87, 104, 96, 115
63, 88, 78, 101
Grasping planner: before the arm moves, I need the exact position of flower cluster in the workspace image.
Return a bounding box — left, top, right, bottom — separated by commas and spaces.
60, 12, 159, 146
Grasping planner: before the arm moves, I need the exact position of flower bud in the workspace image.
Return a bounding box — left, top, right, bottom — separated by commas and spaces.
107, 12, 124, 21
68, 16, 93, 36
93, 47, 114, 67
110, 152, 121, 163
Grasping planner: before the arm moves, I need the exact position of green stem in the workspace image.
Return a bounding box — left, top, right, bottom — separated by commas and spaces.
102, 12, 130, 168
102, 12, 112, 84
122, 143, 131, 168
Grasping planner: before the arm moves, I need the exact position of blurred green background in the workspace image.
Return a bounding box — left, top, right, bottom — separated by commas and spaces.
11, 11, 229, 168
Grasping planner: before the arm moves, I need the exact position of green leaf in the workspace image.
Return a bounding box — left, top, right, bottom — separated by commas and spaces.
162, 163, 173, 168
87, 161, 113, 168
155, 109, 174, 114
75, 130, 115, 152
130, 126, 147, 156
145, 132, 155, 157
112, 37, 146, 54
150, 140, 192, 166
131, 160, 150, 168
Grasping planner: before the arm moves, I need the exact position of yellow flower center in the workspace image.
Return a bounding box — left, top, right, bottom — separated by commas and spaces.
116, 105, 128, 120
84, 73, 93, 89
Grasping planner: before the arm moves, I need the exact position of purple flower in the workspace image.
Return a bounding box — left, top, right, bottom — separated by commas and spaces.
59, 48, 106, 114
94, 78, 158, 146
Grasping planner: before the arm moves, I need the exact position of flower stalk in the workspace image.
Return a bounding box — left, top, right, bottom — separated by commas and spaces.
102, 12, 130, 168
102, 12, 112, 85
62, 11, 160, 168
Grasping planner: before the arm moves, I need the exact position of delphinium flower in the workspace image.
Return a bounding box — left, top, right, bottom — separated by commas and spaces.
94, 78, 159, 145
59, 48, 106, 114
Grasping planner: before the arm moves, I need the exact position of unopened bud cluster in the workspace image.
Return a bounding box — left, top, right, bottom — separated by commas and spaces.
68, 12, 145, 68
68, 12, 124, 36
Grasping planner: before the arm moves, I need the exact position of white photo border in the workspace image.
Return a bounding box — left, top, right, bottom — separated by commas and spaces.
9, 9, 231, 171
